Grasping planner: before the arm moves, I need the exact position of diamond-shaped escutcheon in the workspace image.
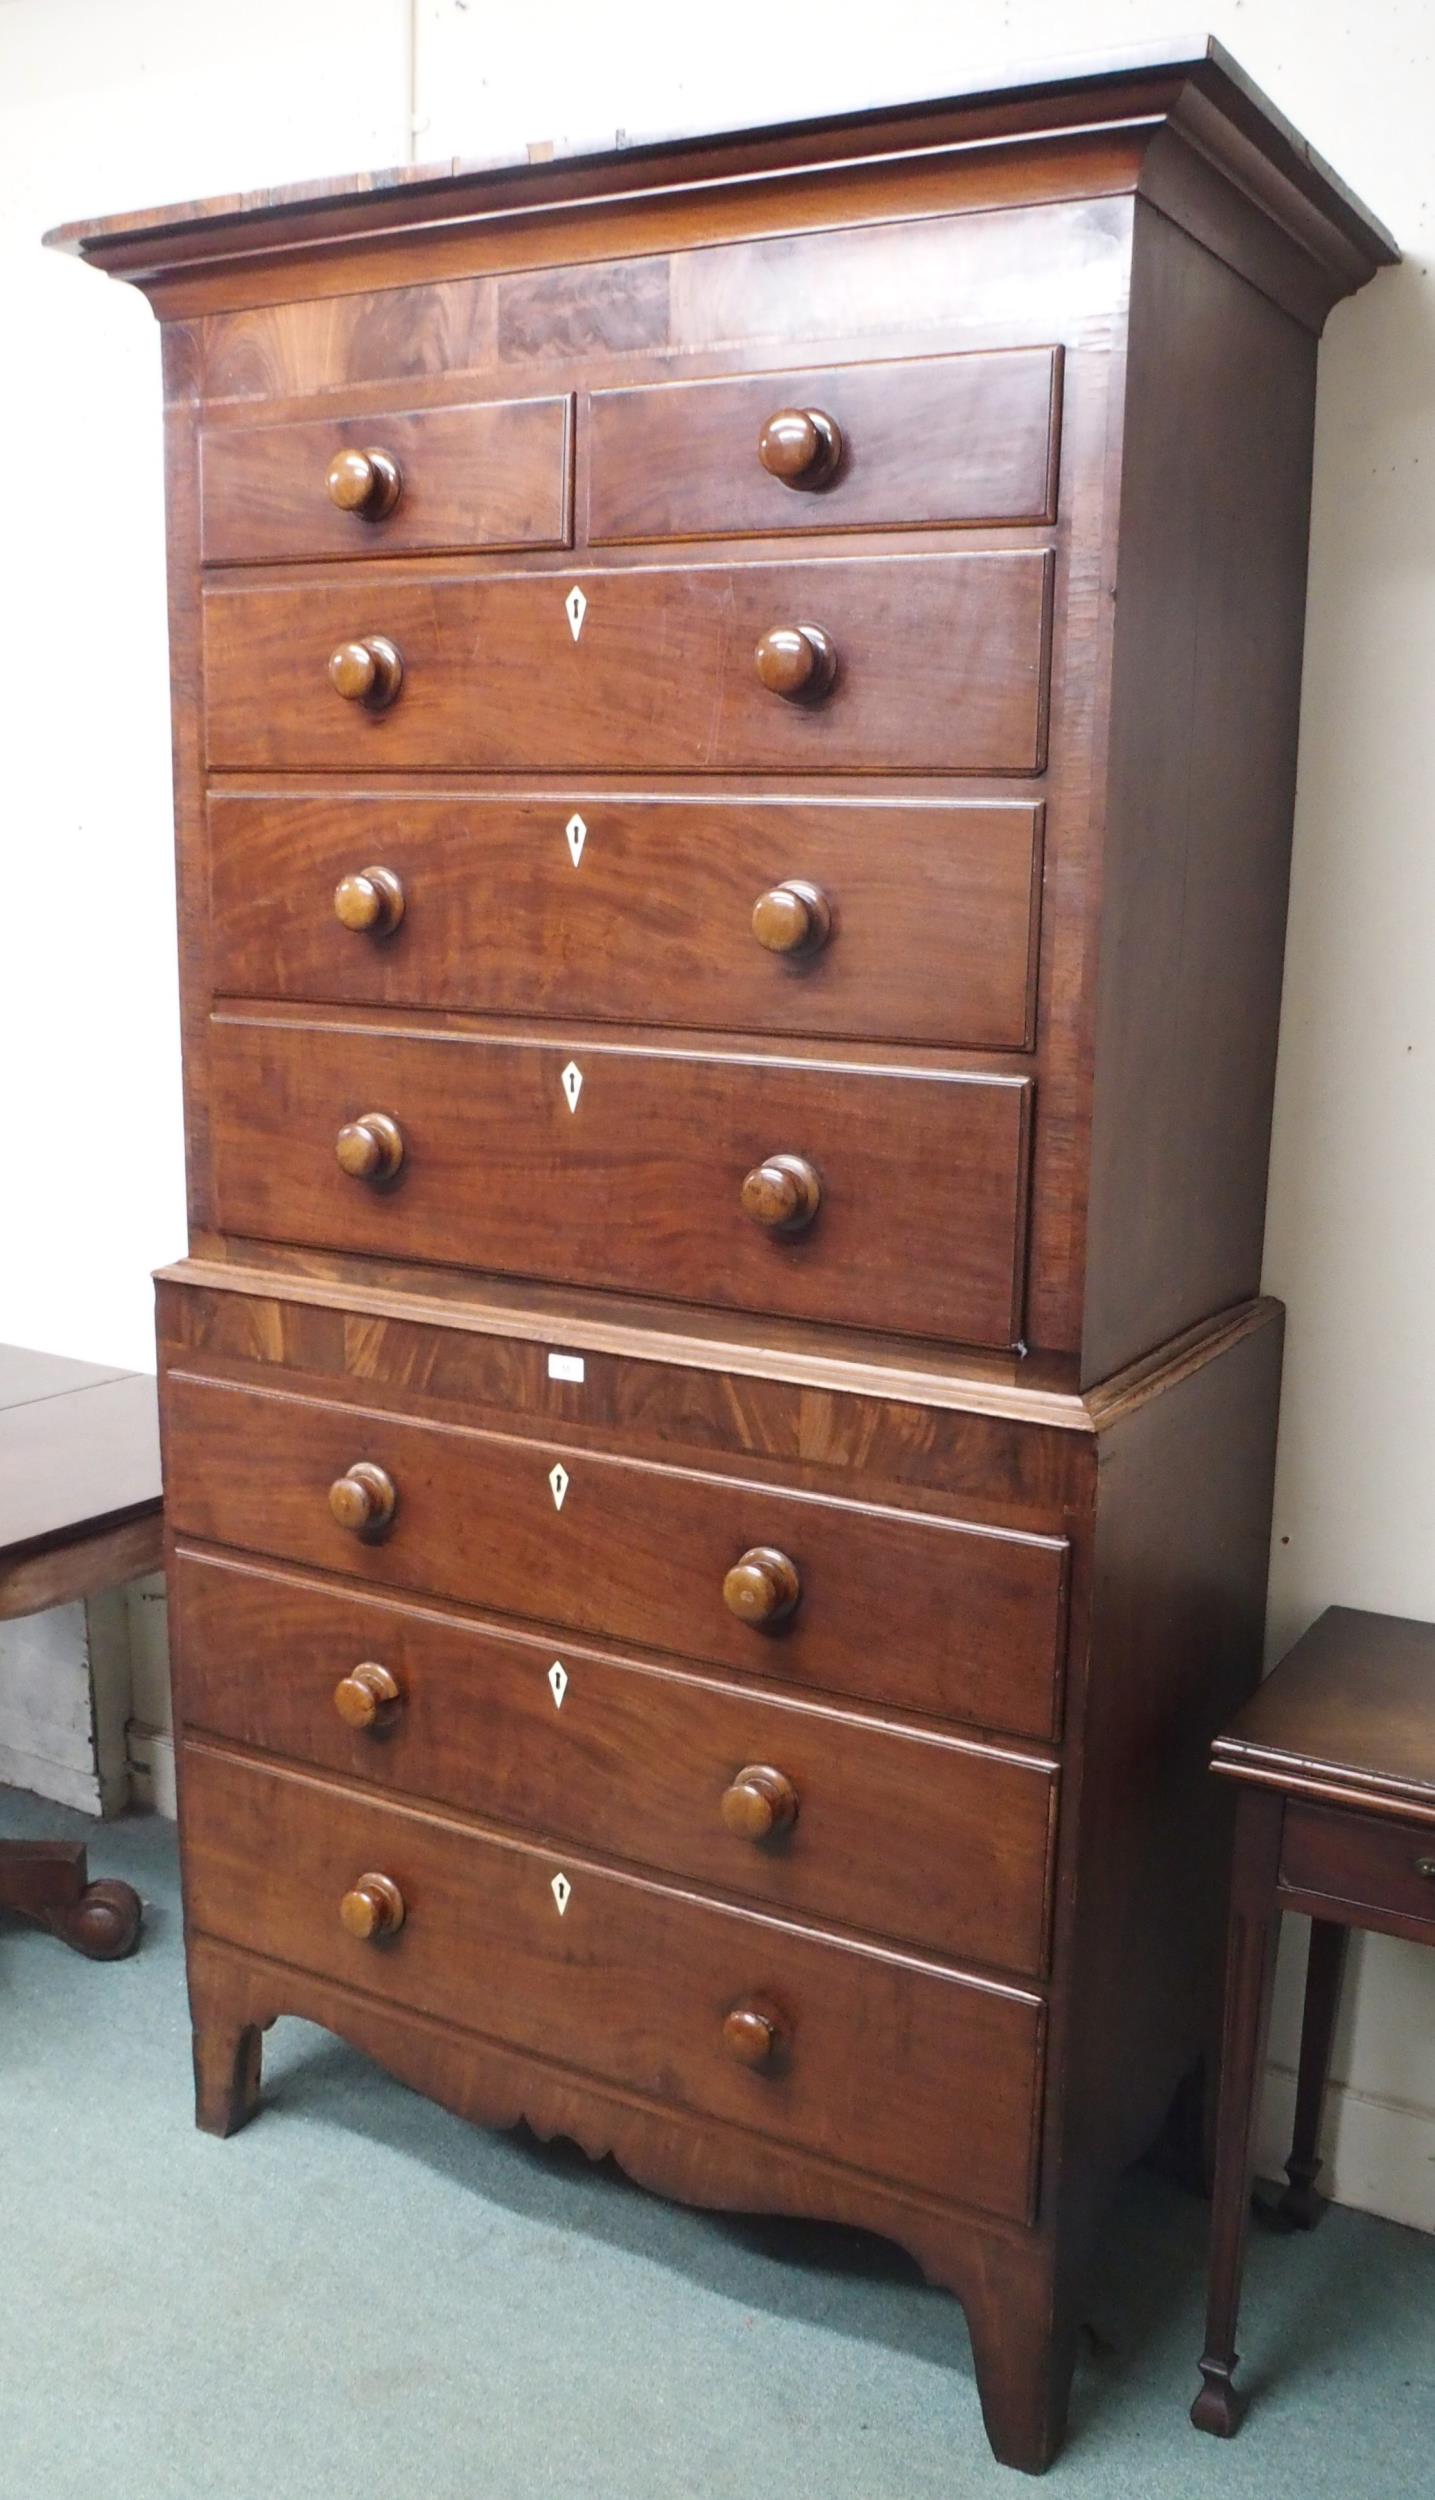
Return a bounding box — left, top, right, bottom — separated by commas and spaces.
548, 1461, 570, 1511
560, 1060, 583, 1113
564, 584, 587, 641
564, 812, 587, 867
551, 1871, 572, 1916
548, 1660, 568, 1709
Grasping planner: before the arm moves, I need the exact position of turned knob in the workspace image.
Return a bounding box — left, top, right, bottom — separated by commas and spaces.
740, 1154, 821, 1234
335, 1111, 405, 1182
754, 623, 837, 702
339, 1872, 406, 1939
333, 1660, 402, 1731
328, 1461, 397, 1537
721, 1764, 798, 1841
723, 1546, 801, 1627
334, 866, 405, 936
758, 406, 842, 488
722, 2004, 780, 2069
751, 880, 831, 957
326, 446, 402, 519
328, 635, 404, 710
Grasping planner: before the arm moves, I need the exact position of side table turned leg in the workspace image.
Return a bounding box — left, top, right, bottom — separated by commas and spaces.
0, 1839, 142, 1959
1273, 1918, 1349, 2230
1192, 1789, 1283, 2438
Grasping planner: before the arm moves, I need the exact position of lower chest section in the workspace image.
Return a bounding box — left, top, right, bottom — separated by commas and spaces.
161, 1278, 1086, 2232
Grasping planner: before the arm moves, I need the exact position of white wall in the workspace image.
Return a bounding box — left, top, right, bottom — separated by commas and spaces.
3, 0, 1433, 2228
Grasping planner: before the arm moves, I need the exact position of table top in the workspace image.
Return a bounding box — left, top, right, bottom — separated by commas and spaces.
1214, 1606, 1435, 1821
0, 1345, 162, 1563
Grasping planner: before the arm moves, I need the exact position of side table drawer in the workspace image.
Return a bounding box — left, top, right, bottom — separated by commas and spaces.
1280, 1800, 1435, 1934
183, 1743, 1046, 2222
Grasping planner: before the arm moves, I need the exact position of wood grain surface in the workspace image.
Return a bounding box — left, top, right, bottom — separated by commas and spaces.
181, 1740, 1046, 2220
161, 1367, 1070, 1738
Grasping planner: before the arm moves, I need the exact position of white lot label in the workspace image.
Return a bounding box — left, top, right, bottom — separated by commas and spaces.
547, 1350, 585, 1383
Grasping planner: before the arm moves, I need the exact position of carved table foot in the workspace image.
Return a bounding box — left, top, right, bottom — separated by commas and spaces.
0, 1840, 142, 1959
1191, 2355, 1247, 2437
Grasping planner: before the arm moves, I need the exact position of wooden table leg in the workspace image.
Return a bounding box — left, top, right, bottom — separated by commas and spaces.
1274, 1918, 1349, 2229
0, 1838, 142, 1959
1191, 1787, 1283, 2437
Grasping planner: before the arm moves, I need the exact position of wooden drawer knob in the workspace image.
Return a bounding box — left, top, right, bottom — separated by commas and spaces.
333, 1660, 402, 1731
335, 1111, 404, 1182
328, 1461, 397, 1537
740, 1154, 821, 1234
723, 1546, 801, 1627
754, 623, 837, 702
758, 407, 842, 487
339, 1871, 405, 1939
334, 866, 405, 935
751, 881, 831, 956
326, 446, 402, 519
328, 635, 404, 710
721, 1764, 798, 1840
722, 2004, 780, 2070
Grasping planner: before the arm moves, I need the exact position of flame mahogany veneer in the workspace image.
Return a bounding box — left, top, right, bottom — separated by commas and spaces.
52, 41, 1394, 2471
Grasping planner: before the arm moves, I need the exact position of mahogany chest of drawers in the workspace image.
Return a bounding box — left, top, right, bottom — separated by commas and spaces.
51, 40, 1393, 2472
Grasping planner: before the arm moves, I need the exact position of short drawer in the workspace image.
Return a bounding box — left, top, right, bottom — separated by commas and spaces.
209, 793, 1042, 1053
209, 1013, 1031, 1347
199, 394, 573, 563
588, 347, 1061, 542
201, 551, 1052, 774
173, 1550, 1058, 1972
162, 1373, 1070, 1742
1280, 1800, 1435, 1935
182, 1743, 1046, 2221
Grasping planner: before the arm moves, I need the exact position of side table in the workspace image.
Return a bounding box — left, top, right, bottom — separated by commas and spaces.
0, 1345, 163, 1957
1192, 1605, 1435, 2435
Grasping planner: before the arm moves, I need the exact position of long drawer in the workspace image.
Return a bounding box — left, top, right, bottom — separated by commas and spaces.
182, 1743, 1046, 2221
208, 793, 1042, 1053
173, 1550, 1058, 1972
587, 347, 1062, 542
161, 1373, 1070, 1741
201, 552, 1052, 774
200, 393, 574, 564
208, 1013, 1033, 1347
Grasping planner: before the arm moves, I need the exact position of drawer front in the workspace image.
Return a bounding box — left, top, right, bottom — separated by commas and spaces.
1280, 1801, 1435, 1935
182, 1744, 1045, 2220
209, 1015, 1032, 1347
199, 395, 573, 564
589, 348, 1061, 543
209, 794, 1042, 1053
162, 1374, 1069, 1741
173, 1551, 1058, 1973
201, 552, 1052, 774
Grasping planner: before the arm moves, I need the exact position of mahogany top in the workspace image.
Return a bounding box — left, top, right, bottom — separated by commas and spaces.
44, 35, 1396, 290
1214, 1607, 1435, 1820
0, 1346, 162, 1563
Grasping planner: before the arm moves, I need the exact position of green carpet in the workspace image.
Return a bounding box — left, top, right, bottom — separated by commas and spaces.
2, 1790, 1431, 2498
